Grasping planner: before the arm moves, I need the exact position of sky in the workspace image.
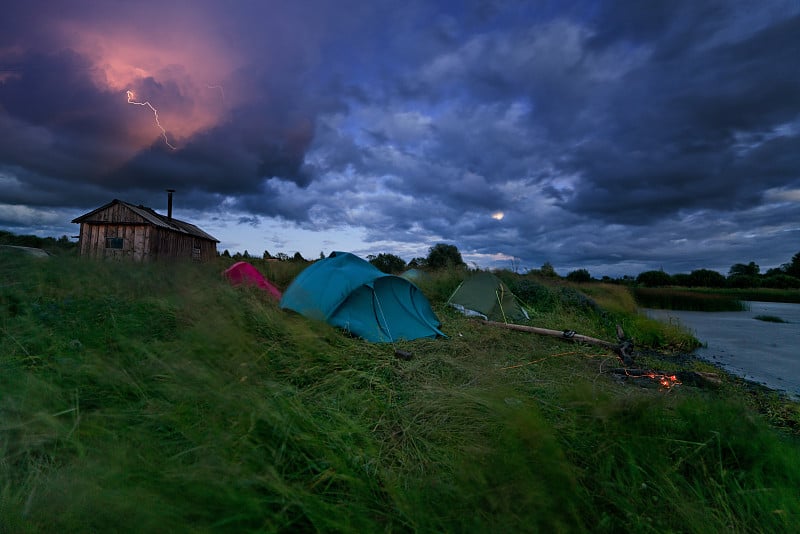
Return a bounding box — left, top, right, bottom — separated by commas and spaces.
1, 0, 799, 277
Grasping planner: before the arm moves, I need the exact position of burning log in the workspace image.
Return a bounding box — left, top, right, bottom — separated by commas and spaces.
605, 368, 721, 389
605, 368, 681, 389
480, 320, 635, 365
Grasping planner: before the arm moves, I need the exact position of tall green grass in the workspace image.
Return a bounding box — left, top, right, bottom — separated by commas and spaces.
1, 257, 799, 532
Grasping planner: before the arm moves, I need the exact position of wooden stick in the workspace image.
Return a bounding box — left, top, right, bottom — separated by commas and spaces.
480, 320, 615, 349
479, 319, 635, 365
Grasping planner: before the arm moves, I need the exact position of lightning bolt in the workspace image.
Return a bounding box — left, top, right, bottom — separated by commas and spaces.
126, 90, 176, 150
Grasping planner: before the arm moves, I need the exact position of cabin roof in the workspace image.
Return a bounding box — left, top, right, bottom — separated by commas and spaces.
72, 199, 219, 242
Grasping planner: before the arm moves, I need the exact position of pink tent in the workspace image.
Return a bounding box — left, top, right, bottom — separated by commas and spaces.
223, 262, 282, 300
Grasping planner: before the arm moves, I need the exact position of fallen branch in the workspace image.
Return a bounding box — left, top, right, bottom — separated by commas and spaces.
480, 320, 635, 365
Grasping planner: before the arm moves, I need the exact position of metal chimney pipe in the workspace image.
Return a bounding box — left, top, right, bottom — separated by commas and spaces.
166, 189, 175, 219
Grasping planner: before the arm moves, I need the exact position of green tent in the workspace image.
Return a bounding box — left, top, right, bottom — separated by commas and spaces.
280, 252, 445, 343
447, 272, 529, 323
400, 268, 430, 283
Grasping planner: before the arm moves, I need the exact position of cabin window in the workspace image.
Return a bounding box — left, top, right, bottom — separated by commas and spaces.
105, 237, 124, 249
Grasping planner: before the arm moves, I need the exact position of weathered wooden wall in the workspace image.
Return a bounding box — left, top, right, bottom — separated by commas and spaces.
85, 203, 141, 223
76, 203, 216, 262
150, 229, 216, 262
78, 224, 152, 261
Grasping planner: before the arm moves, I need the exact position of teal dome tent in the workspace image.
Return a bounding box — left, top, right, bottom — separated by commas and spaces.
280, 252, 445, 342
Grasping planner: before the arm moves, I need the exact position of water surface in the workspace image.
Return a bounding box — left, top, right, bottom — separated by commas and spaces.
645, 302, 800, 398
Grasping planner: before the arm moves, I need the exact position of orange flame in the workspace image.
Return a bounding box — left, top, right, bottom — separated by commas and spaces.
624, 370, 681, 390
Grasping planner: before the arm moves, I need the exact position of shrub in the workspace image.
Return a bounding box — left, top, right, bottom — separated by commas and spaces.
687, 269, 726, 288
566, 269, 592, 283
369, 253, 406, 274
636, 270, 673, 287
727, 274, 761, 288
426, 243, 465, 270
762, 274, 800, 289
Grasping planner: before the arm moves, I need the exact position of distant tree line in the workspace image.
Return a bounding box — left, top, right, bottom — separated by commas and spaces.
217, 242, 470, 274
0, 231, 76, 254
521, 252, 800, 290
367, 243, 466, 274
365, 246, 800, 289
633, 252, 800, 289
219, 239, 800, 290
218, 249, 310, 263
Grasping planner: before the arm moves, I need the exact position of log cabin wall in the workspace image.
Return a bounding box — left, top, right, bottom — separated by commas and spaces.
194, 237, 218, 263
150, 228, 216, 262
78, 223, 152, 261
73, 200, 217, 262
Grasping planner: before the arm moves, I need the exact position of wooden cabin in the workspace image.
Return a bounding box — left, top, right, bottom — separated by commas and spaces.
72, 198, 218, 262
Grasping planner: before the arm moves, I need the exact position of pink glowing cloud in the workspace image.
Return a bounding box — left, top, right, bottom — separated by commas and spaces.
52, 14, 246, 149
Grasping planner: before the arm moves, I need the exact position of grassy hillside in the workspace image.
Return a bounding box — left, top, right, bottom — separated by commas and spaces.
2, 256, 799, 532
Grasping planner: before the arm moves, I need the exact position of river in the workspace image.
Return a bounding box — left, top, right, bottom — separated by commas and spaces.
645, 302, 800, 398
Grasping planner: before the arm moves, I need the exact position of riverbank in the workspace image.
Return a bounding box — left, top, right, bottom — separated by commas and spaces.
645, 302, 800, 401
636, 345, 800, 432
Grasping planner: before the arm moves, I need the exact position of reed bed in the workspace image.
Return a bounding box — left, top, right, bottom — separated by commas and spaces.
632, 288, 748, 311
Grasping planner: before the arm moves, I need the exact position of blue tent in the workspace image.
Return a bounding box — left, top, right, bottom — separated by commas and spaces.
280, 252, 445, 342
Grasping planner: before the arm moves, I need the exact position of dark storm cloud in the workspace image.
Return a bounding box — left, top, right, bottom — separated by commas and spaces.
0, 50, 137, 193
562, 12, 800, 224
352, 2, 799, 257
0, 0, 359, 213
586, 0, 728, 58
1, 0, 799, 276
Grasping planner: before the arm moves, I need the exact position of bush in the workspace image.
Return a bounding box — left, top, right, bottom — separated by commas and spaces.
369, 253, 407, 274
687, 269, 726, 288
636, 270, 673, 287
426, 243, 465, 270
762, 274, 800, 289
566, 269, 592, 283
727, 274, 761, 288
671, 273, 691, 286
508, 279, 559, 311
